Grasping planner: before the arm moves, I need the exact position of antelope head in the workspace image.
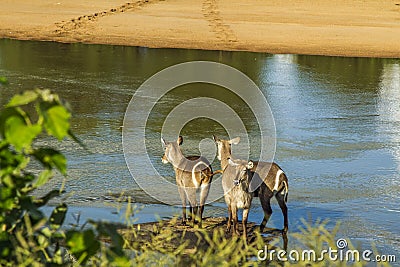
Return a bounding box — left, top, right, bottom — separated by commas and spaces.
161, 136, 183, 164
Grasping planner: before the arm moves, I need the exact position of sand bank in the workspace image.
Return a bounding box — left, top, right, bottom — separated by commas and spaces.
1, 0, 400, 57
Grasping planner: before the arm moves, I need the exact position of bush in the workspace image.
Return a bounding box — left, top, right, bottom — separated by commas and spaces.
0, 89, 130, 266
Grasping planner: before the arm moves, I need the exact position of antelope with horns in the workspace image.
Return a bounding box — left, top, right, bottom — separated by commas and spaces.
161, 136, 221, 227
213, 135, 289, 233
222, 158, 255, 240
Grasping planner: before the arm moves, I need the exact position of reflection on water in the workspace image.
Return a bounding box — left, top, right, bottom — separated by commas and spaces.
379, 63, 400, 172
0, 39, 399, 254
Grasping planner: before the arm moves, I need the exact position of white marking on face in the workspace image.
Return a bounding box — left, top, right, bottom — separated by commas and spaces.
247, 161, 254, 169
217, 142, 222, 161
162, 157, 169, 164
273, 170, 283, 191
162, 145, 170, 164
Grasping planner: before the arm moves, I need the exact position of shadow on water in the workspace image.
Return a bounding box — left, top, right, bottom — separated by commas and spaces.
1, 39, 399, 255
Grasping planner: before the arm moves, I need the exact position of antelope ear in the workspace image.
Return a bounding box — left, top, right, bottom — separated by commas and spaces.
212, 135, 219, 143
228, 158, 239, 167
247, 161, 254, 169
161, 137, 167, 147
229, 137, 240, 145
177, 135, 183, 146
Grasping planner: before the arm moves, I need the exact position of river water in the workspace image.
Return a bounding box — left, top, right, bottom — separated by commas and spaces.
0, 39, 399, 256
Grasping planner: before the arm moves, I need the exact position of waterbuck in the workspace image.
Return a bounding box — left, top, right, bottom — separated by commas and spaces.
222, 158, 255, 240
213, 135, 289, 233
161, 136, 220, 227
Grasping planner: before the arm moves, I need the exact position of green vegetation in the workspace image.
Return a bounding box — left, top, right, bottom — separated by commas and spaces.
0, 88, 392, 266
0, 77, 8, 85
0, 89, 133, 266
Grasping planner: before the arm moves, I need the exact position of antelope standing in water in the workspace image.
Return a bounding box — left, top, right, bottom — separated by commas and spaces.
213, 135, 289, 233
222, 158, 255, 240
161, 136, 220, 227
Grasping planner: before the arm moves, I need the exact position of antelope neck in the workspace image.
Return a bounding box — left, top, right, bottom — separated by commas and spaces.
221, 157, 230, 171
169, 147, 185, 169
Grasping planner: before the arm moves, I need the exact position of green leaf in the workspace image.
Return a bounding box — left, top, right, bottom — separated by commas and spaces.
49, 203, 67, 230
41, 227, 52, 238
33, 148, 67, 175
94, 221, 128, 261
108, 256, 131, 267
37, 234, 49, 248
0, 197, 14, 211
66, 229, 100, 264
95, 222, 124, 249
0, 144, 25, 173
43, 105, 71, 140
20, 197, 45, 221
0, 187, 15, 210
35, 169, 54, 187
2, 175, 15, 188
0, 107, 24, 139
0, 76, 8, 85
7, 90, 38, 107
4, 116, 42, 151
34, 189, 64, 207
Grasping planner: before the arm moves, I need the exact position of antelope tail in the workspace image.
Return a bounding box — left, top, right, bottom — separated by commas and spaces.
211, 169, 224, 176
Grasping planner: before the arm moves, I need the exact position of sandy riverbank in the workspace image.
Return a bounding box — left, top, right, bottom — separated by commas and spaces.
1, 0, 400, 57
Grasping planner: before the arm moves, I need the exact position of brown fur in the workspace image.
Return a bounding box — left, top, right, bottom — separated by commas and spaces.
222, 158, 254, 240
162, 136, 217, 227
213, 135, 289, 233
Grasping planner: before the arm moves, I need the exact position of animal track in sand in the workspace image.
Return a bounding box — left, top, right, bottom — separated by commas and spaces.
54, 0, 155, 35
202, 0, 237, 43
